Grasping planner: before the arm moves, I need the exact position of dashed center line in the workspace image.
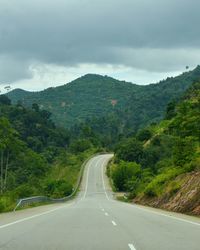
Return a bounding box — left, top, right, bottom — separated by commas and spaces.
105, 212, 109, 216
128, 244, 136, 250
111, 220, 117, 226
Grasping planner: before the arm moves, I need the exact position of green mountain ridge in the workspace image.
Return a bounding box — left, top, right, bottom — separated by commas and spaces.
7, 66, 200, 134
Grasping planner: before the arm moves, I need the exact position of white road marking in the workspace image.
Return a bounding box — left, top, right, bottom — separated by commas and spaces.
128, 243, 136, 250
105, 212, 109, 216
101, 158, 110, 201
102, 208, 105, 212
132, 205, 200, 227
0, 204, 72, 230
111, 220, 117, 226
82, 157, 100, 200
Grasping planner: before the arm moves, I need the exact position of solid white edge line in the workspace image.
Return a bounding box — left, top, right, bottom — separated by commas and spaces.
101, 157, 110, 201
0, 204, 72, 230
128, 243, 136, 250
82, 156, 102, 200
111, 220, 117, 226
82, 159, 93, 199
132, 205, 200, 227
82, 157, 97, 199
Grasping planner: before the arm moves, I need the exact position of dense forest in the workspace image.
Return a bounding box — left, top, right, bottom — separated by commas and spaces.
8, 66, 200, 135
108, 82, 200, 214
0, 96, 101, 212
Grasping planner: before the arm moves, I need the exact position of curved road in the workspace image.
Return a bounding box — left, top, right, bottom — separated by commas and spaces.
0, 154, 200, 249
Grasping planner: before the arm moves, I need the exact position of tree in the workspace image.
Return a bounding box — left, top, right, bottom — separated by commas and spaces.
32, 103, 40, 112
0, 118, 20, 193
115, 138, 143, 163
111, 161, 141, 191
165, 100, 177, 120
173, 137, 195, 166
70, 139, 92, 153
136, 128, 152, 141
0, 95, 11, 105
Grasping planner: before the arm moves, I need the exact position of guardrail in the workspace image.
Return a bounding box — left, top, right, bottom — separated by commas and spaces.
14, 152, 111, 211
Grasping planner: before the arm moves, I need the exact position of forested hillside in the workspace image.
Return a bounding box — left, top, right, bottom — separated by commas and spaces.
108, 82, 200, 215
8, 67, 200, 135
8, 74, 136, 128
2, 67, 200, 214
0, 96, 100, 212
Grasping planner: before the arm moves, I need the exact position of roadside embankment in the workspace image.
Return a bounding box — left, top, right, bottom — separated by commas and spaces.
134, 171, 200, 216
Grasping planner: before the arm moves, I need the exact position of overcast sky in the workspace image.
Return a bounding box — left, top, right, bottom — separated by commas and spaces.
0, 0, 200, 92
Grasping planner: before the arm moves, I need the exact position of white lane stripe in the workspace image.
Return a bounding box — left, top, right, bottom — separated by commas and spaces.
0, 204, 72, 229
101, 157, 110, 201
111, 220, 117, 226
128, 243, 136, 250
132, 205, 200, 227
82, 159, 93, 199
105, 212, 109, 216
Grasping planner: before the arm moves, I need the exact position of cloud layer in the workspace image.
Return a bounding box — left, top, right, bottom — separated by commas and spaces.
0, 0, 200, 90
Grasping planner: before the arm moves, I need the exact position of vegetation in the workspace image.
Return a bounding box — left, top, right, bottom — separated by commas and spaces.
109, 81, 200, 200
1, 67, 200, 214
0, 96, 99, 212
7, 66, 200, 139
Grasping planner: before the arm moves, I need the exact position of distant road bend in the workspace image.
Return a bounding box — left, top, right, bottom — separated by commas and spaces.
0, 154, 200, 250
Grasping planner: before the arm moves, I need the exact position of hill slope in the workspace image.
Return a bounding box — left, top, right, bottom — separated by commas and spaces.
110, 81, 200, 215
8, 74, 137, 128
0, 96, 98, 212
7, 66, 200, 131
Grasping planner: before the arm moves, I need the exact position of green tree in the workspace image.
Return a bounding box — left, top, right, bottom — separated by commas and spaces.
111, 161, 141, 191
115, 138, 143, 163
0, 95, 11, 105
0, 118, 20, 193
136, 128, 152, 141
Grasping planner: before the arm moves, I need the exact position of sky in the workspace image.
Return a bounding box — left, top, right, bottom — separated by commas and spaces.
0, 0, 200, 93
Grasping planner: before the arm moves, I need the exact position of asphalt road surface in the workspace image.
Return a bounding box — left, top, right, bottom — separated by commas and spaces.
0, 154, 200, 250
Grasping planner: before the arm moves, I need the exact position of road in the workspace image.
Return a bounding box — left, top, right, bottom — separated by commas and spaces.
0, 154, 200, 250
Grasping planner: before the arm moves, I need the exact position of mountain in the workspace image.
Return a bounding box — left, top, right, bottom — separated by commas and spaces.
8, 74, 138, 128
7, 66, 200, 132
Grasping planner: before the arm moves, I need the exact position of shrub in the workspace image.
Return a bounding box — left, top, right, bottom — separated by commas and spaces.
115, 138, 143, 163
136, 129, 152, 142
44, 179, 73, 198
111, 161, 141, 191
144, 168, 183, 197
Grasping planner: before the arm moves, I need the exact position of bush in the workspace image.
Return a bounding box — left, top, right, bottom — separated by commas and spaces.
0, 195, 18, 212
44, 179, 73, 198
111, 161, 141, 191
136, 129, 152, 141
0, 199, 5, 212
14, 184, 37, 198
144, 168, 183, 197
115, 138, 143, 163
70, 139, 92, 153
173, 137, 195, 166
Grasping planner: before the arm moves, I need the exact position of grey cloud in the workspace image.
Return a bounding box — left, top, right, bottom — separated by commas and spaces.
0, 55, 32, 83
0, 0, 200, 82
